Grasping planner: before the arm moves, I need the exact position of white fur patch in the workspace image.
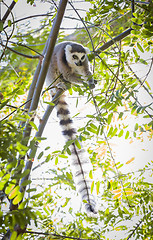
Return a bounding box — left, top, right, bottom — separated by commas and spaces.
65, 45, 87, 70
84, 47, 90, 55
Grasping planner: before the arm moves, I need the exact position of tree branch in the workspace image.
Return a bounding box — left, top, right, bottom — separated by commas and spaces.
1, 0, 16, 23
90, 28, 132, 59
0, 42, 41, 59
0, 99, 32, 122
25, 230, 98, 240
7, 1, 68, 238
20, 89, 64, 194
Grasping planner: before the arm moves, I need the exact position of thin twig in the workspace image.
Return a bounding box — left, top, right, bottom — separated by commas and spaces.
25, 230, 98, 240
2, 39, 44, 57
0, 42, 41, 59
96, 54, 153, 121
125, 61, 153, 100
90, 28, 133, 60
0, 99, 32, 122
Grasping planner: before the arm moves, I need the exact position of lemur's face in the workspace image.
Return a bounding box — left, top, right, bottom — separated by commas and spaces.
65, 44, 88, 69
67, 51, 86, 67
71, 52, 86, 66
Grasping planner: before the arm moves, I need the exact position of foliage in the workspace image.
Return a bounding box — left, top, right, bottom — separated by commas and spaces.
0, 0, 153, 239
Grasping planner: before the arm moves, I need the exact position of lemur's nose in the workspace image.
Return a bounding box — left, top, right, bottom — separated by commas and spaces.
76, 61, 82, 66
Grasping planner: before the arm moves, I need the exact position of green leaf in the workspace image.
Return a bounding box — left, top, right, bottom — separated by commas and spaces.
96, 181, 100, 195
97, 125, 100, 135
87, 127, 97, 134
29, 121, 38, 131
105, 208, 109, 215
0, 21, 3, 31
21, 169, 30, 178
75, 139, 81, 149
119, 112, 123, 119
62, 197, 70, 207
89, 170, 93, 179
9, 186, 20, 199
112, 127, 118, 137
83, 131, 90, 135
6, 160, 17, 170
66, 172, 72, 179
46, 154, 51, 162
133, 48, 139, 58
26, 188, 36, 193
100, 125, 104, 135
125, 131, 130, 139
107, 181, 111, 189
107, 113, 113, 125
55, 157, 58, 165
118, 208, 123, 218
12, 192, 24, 205
5, 181, 16, 194
18, 200, 28, 209
8, 20, 12, 27
0, 174, 11, 190
66, 147, 71, 155
31, 193, 43, 199
118, 129, 124, 137
137, 42, 144, 53
16, 234, 22, 240
16, 89, 25, 95
107, 126, 113, 137
10, 231, 17, 240
45, 146, 50, 150
90, 123, 97, 130
59, 154, 68, 159
21, 179, 32, 187
0, 98, 11, 110
38, 151, 43, 159
86, 114, 94, 118
134, 123, 138, 131
139, 59, 148, 65
44, 101, 55, 106
91, 181, 94, 194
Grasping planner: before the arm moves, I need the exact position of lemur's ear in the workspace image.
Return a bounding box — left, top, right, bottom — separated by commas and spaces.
65, 45, 72, 52
84, 47, 91, 55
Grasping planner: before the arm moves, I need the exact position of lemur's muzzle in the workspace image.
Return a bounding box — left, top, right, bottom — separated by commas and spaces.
75, 61, 82, 66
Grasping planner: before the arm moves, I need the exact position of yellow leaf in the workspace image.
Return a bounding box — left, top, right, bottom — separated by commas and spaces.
112, 187, 122, 194
96, 181, 100, 195
113, 193, 122, 200
145, 81, 151, 90
125, 188, 134, 196
89, 170, 93, 179
91, 181, 94, 194
126, 157, 135, 164
115, 226, 122, 231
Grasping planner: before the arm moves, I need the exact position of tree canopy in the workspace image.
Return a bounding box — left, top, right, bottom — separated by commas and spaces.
0, 0, 153, 239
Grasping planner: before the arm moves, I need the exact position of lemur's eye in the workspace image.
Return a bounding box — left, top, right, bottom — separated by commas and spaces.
72, 54, 78, 60
81, 55, 85, 61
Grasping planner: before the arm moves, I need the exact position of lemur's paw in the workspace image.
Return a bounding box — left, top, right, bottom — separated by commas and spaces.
88, 79, 97, 89
56, 82, 67, 91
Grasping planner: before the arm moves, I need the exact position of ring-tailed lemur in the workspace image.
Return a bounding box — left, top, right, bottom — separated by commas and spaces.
46, 41, 97, 214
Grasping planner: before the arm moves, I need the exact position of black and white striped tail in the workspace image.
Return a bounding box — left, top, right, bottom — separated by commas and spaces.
55, 94, 97, 214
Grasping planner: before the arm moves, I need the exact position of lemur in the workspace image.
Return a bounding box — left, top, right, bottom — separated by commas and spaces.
45, 41, 97, 214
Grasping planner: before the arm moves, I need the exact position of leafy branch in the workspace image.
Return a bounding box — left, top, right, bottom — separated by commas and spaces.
2, 0, 68, 238
25, 230, 99, 240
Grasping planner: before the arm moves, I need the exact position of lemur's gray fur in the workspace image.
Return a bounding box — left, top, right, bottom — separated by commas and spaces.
46, 41, 97, 214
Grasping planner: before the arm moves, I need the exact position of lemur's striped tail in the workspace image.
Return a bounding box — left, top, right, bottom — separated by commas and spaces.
55, 94, 97, 214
